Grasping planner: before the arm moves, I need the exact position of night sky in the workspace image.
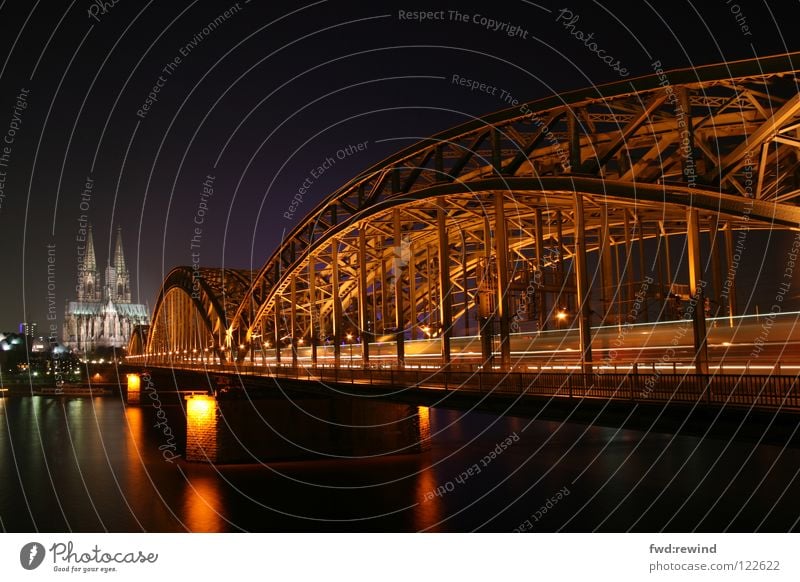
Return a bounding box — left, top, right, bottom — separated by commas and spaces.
0, 0, 797, 332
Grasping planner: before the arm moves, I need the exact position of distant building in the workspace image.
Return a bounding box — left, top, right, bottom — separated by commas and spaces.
30, 337, 48, 352
18, 322, 37, 337
63, 226, 150, 353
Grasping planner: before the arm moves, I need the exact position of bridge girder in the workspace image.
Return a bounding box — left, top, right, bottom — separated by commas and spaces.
141, 267, 255, 364
139, 53, 800, 370
238, 177, 787, 365
227, 53, 800, 350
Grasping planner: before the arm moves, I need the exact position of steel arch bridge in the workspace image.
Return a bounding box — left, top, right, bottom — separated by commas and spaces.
144, 267, 256, 364
131, 53, 800, 374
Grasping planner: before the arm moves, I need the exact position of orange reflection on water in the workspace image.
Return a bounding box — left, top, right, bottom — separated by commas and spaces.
122, 404, 162, 526
415, 460, 443, 531
124, 406, 144, 463
183, 473, 224, 532
417, 406, 431, 444
414, 406, 442, 530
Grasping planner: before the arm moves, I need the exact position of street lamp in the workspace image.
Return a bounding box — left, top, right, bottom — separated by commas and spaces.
556, 307, 568, 329
346, 333, 354, 367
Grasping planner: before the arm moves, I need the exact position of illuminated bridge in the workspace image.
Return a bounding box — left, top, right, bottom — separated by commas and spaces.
129, 53, 800, 409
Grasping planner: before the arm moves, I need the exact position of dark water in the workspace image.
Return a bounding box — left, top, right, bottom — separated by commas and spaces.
0, 393, 799, 532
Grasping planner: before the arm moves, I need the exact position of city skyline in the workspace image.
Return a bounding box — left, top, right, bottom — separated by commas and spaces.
1, 1, 798, 331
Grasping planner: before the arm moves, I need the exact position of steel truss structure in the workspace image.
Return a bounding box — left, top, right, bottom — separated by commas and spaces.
132, 53, 800, 374
145, 267, 255, 364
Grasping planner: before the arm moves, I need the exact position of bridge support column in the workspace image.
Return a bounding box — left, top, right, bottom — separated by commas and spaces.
461, 230, 469, 337
126, 373, 141, 404
479, 218, 493, 367
273, 305, 281, 365
724, 224, 738, 324
709, 222, 723, 318
185, 394, 219, 463
309, 258, 318, 366
494, 191, 511, 369
574, 193, 593, 374
358, 230, 370, 366
636, 214, 648, 323
659, 222, 673, 316
409, 242, 417, 340
331, 242, 342, 368
687, 209, 709, 375
290, 275, 298, 368
437, 201, 452, 367
614, 237, 623, 324
600, 204, 614, 325
623, 210, 633, 316
372, 266, 379, 339
393, 210, 405, 368
534, 208, 546, 331
556, 209, 565, 286
380, 241, 388, 336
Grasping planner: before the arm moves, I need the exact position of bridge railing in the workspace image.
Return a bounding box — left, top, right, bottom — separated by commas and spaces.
137, 361, 800, 411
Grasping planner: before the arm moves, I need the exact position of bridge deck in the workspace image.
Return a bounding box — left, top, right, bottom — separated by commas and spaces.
147, 363, 800, 412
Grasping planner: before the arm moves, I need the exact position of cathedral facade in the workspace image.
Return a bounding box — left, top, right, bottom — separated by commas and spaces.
63, 226, 150, 353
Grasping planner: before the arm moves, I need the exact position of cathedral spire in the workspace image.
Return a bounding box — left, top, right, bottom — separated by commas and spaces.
113, 226, 126, 273
78, 224, 99, 302
85, 224, 97, 272
109, 226, 131, 303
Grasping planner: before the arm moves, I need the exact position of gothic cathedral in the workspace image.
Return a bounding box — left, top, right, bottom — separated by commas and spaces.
63, 226, 150, 353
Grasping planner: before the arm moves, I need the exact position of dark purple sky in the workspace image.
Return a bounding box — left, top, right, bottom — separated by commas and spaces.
0, 0, 797, 332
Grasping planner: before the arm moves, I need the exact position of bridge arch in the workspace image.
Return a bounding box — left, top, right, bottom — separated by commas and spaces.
140, 53, 800, 373
131, 267, 255, 365
236, 177, 787, 367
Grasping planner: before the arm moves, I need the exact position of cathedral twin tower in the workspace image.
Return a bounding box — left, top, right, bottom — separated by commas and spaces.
63, 226, 150, 353
77, 225, 130, 303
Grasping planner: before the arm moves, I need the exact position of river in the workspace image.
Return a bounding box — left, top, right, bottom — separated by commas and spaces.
0, 393, 798, 532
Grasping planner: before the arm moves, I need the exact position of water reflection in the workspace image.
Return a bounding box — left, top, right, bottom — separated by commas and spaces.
124, 405, 144, 461
414, 460, 442, 530
412, 406, 442, 529
0, 393, 799, 532
182, 471, 224, 532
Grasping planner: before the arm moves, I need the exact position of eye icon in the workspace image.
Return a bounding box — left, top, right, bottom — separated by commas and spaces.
20, 542, 46, 570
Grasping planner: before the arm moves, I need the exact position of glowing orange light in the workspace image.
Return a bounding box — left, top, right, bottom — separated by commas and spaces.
185, 395, 217, 462
187, 395, 215, 417
417, 405, 431, 442
126, 373, 142, 404
184, 475, 223, 532
127, 374, 141, 392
